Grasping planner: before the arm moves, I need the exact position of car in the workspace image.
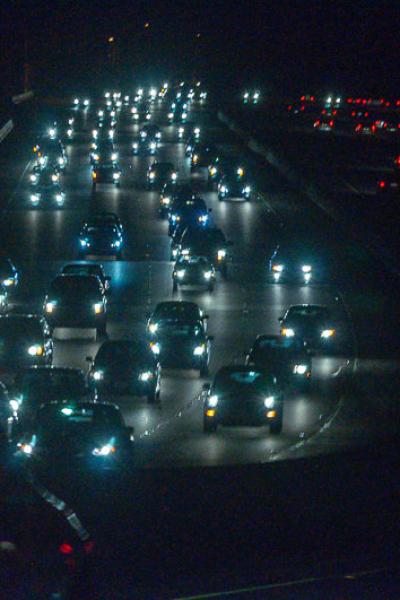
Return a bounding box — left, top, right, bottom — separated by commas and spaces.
60, 263, 111, 293
159, 184, 196, 217
354, 121, 376, 135
139, 124, 162, 141
147, 162, 178, 189
131, 106, 152, 123
10, 366, 92, 436
245, 335, 312, 390
34, 139, 67, 170
168, 197, 211, 236
29, 164, 60, 187
86, 340, 161, 403
179, 123, 201, 142
0, 315, 53, 382
0, 257, 18, 291
132, 135, 158, 156
92, 163, 121, 188
313, 116, 335, 131
148, 301, 209, 334
149, 317, 212, 376
202, 365, 284, 433
85, 211, 124, 235
43, 274, 107, 336
79, 222, 123, 259
208, 157, 246, 187
90, 140, 118, 165
190, 143, 219, 172
268, 244, 321, 284
168, 102, 188, 123
170, 223, 190, 260
16, 401, 133, 463
178, 227, 232, 277
217, 174, 252, 201
279, 304, 336, 348
65, 116, 75, 140
30, 182, 65, 207
172, 256, 216, 292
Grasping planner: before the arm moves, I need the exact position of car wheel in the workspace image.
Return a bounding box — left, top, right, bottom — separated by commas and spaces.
203, 418, 217, 433
270, 417, 283, 435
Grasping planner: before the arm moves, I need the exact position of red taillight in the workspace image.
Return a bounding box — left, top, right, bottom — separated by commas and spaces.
287, 105, 292, 111
394, 156, 400, 166
310, 96, 315, 102
314, 120, 320, 127
329, 120, 334, 127
347, 98, 353, 103
300, 95, 305, 101
322, 109, 326, 114
371, 125, 376, 133
362, 99, 367, 104
59, 543, 73, 555
300, 105, 305, 111
379, 181, 386, 189
364, 112, 369, 117
355, 124, 362, 132
351, 111, 356, 116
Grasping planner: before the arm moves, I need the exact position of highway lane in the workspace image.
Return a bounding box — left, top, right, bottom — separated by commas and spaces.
0, 98, 361, 466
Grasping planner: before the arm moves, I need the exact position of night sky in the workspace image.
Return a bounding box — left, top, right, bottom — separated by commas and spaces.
1, 1, 400, 98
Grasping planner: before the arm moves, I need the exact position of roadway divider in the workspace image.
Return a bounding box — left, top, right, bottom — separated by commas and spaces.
0, 119, 14, 143
12, 90, 34, 105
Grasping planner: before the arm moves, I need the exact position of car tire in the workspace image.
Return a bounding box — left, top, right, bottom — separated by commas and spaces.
203, 418, 217, 433
270, 417, 283, 435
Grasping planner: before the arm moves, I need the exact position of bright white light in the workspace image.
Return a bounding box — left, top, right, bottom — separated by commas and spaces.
45, 301, 55, 313
149, 323, 158, 334
30, 194, 39, 203
93, 302, 103, 313
194, 345, 205, 356
61, 407, 73, 416
113, 172, 120, 179
171, 172, 177, 181
30, 174, 37, 182
168, 112, 173, 119
272, 264, 284, 272
217, 249, 226, 259
22, 444, 33, 455
204, 271, 212, 279
73, 98, 79, 105
9, 400, 19, 412
294, 364, 308, 375
56, 193, 63, 203
208, 394, 218, 407
92, 443, 115, 456
111, 153, 118, 161
67, 129, 73, 137
282, 328, 295, 337
220, 186, 227, 193
139, 371, 153, 381
149, 172, 155, 179
177, 269, 185, 278
93, 370, 104, 381
264, 396, 275, 408
302, 265, 312, 273
321, 329, 335, 339
27, 345, 43, 356
150, 342, 160, 355
243, 186, 251, 194
52, 174, 59, 182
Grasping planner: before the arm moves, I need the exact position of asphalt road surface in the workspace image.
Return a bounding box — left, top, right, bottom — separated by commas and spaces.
1, 97, 397, 468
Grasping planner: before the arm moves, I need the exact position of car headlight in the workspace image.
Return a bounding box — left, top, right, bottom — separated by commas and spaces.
80, 239, 88, 247
20, 443, 34, 455
131, 107, 137, 114
58, 157, 64, 166
94, 303, 103, 314
111, 153, 118, 161
302, 265, 312, 273
217, 249, 226, 260
9, 399, 20, 412
162, 197, 170, 205
182, 112, 187, 119
150, 342, 160, 355
56, 193, 64, 203
264, 396, 275, 408
149, 172, 155, 179
48, 128, 56, 137
149, 323, 158, 334
83, 99, 89, 106
92, 129, 98, 137
321, 329, 335, 339
133, 143, 138, 150
243, 185, 251, 194
30, 194, 39, 203
293, 364, 308, 375
149, 142, 156, 149
175, 269, 185, 279
203, 271, 212, 279
220, 186, 227, 193
194, 127, 200, 136
92, 443, 116, 457
172, 248, 178, 257
28, 344, 44, 356
193, 154, 198, 163
171, 172, 177, 181
168, 112, 174, 119
208, 394, 218, 407
30, 174, 37, 182
113, 172, 120, 179
92, 370, 104, 381
193, 344, 205, 356
272, 264, 284, 272
98, 110, 104, 117
74, 98, 79, 105
139, 371, 153, 382
52, 174, 59, 182
93, 153, 100, 161
237, 167, 244, 177
178, 127, 184, 135
198, 215, 208, 223
2, 278, 14, 287
171, 214, 180, 222
181, 248, 190, 256
210, 167, 217, 176
67, 128, 73, 137
282, 328, 295, 337
45, 301, 56, 313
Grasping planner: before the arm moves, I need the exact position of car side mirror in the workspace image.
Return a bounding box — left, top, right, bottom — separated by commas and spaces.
86, 356, 93, 363
202, 383, 211, 391
207, 335, 214, 341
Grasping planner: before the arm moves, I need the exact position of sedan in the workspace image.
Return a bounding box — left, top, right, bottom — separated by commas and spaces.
172, 256, 216, 292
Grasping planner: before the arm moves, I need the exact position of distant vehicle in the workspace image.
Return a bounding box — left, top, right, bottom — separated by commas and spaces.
29, 164, 59, 188
79, 222, 123, 259
202, 365, 284, 433
190, 143, 219, 172
92, 163, 121, 188
377, 172, 400, 193
43, 274, 107, 336
172, 255, 216, 292
313, 116, 334, 131
34, 138, 67, 170
245, 335, 312, 390
208, 157, 246, 187
355, 122, 376, 135
0, 315, 53, 379
147, 301, 208, 334
217, 174, 251, 201
85, 212, 123, 235
0, 257, 18, 291
90, 140, 117, 165
268, 243, 322, 284
16, 401, 133, 463
60, 263, 111, 293
87, 340, 161, 403
178, 227, 232, 277
159, 184, 195, 218
279, 304, 336, 348
168, 197, 210, 236
147, 162, 178, 189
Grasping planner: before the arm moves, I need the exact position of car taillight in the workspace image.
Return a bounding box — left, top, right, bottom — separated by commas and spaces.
329, 120, 334, 127
59, 542, 73, 555
379, 180, 386, 189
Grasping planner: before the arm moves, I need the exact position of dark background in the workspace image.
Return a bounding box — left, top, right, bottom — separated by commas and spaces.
1, 0, 400, 99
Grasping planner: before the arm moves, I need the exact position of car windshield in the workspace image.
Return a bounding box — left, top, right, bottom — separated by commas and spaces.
62, 265, 102, 278
154, 303, 200, 321
153, 164, 173, 174
215, 369, 273, 394
37, 404, 122, 429
49, 277, 100, 297
17, 370, 86, 398
288, 306, 329, 319
96, 343, 152, 367
255, 337, 304, 353
156, 322, 202, 336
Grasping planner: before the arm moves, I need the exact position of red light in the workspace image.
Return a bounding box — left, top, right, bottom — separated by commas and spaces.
355, 124, 362, 132
59, 543, 73, 555
371, 125, 376, 133
362, 99, 367, 105
364, 112, 369, 117
386, 101, 391, 107
300, 105, 305, 111
379, 181, 386, 188
314, 120, 320, 127
332, 110, 337, 116
287, 105, 292, 111
396, 100, 400, 106
356, 98, 361, 104
351, 111, 356, 117
310, 96, 315, 102
394, 156, 400, 165
300, 95, 305, 101
347, 98, 353, 103
322, 109, 327, 114
329, 120, 334, 127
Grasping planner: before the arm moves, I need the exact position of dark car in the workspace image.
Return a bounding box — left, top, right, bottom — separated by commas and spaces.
60, 263, 111, 292
149, 320, 212, 375
0, 257, 18, 291
245, 335, 312, 389
269, 243, 322, 284
34, 138, 67, 170
0, 315, 53, 381
43, 274, 107, 336
147, 162, 178, 188
168, 197, 211, 236
279, 304, 336, 348
85, 211, 123, 235
172, 256, 216, 292
208, 157, 246, 187
170, 223, 190, 260
140, 124, 162, 141
217, 174, 252, 201
179, 227, 232, 277
147, 301, 209, 335
159, 184, 196, 218
16, 401, 133, 463
79, 223, 123, 259
202, 365, 284, 433
0, 284, 8, 313
86, 340, 161, 403
90, 140, 118, 165
92, 163, 121, 188
30, 181, 65, 207
179, 123, 201, 142
132, 135, 158, 155
11, 366, 91, 436
190, 143, 219, 172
